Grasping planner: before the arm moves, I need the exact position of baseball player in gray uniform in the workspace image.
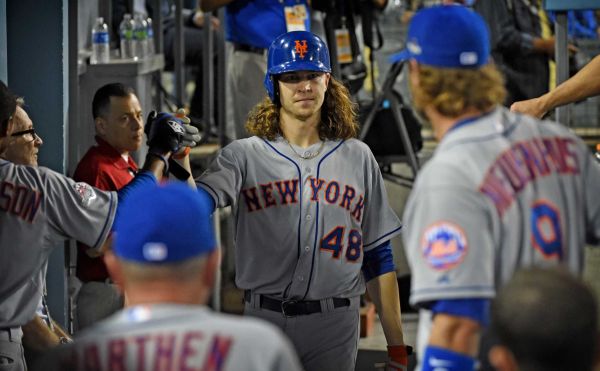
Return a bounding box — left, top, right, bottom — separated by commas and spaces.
197, 30, 412, 371
389, 6, 600, 370
39, 182, 302, 371
1, 97, 73, 366
0, 81, 199, 370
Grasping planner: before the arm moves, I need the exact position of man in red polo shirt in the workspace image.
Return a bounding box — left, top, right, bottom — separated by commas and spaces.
73, 83, 143, 329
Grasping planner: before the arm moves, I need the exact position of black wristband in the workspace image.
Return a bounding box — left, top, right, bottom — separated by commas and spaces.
146, 152, 169, 177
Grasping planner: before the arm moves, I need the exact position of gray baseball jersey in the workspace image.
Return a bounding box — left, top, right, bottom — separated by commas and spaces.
0, 159, 116, 327
41, 304, 303, 371
403, 107, 600, 353
197, 136, 402, 300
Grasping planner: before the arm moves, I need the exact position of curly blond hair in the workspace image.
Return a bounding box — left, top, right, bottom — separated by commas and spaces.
412, 63, 506, 117
246, 77, 359, 140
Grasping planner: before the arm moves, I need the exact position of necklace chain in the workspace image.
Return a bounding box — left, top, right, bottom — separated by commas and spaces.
285, 139, 325, 160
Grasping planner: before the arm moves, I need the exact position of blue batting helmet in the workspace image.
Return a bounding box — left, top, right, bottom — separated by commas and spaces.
264, 31, 332, 103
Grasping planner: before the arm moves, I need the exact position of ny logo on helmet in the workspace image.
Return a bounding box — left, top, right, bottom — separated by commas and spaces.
294, 40, 308, 59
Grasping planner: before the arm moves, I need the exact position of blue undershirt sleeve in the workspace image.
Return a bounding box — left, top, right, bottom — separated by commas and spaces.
362, 240, 395, 282
430, 298, 490, 326
113, 171, 158, 231
197, 186, 216, 213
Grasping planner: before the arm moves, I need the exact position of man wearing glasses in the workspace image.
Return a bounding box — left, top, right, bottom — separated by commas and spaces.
2, 99, 74, 367
3, 102, 42, 166
0, 80, 198, 370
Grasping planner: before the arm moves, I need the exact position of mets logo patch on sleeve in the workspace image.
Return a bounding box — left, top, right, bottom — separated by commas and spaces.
73, 182, 97, 207
421, 222, 468, 271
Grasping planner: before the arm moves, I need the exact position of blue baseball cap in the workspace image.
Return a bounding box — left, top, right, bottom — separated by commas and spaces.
113, 182, 216, 264
390, 5, 490, 68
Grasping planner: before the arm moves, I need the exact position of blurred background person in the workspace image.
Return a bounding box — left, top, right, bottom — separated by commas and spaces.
489, 267, 599, 371
73, 83, 142, 330
200, 0, 310, 140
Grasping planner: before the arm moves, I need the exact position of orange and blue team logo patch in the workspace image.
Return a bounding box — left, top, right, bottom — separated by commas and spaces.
295, 40, 307, 59
421, 222, 468, 271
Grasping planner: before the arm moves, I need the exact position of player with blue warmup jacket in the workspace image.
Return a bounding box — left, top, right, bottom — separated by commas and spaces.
393, 5, 600, 371
197, 30, 412, 371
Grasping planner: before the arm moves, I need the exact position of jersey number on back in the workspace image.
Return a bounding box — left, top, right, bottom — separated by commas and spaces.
531, 200, 563, 260
320, 226, 362, 262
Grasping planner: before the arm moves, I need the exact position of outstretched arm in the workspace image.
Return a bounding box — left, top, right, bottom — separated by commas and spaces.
511, 55, 600, 118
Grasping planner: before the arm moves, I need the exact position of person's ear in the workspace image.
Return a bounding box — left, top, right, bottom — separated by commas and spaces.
2, 116, 15, 137
488, 345, 518, 371
95, 116, 107, 136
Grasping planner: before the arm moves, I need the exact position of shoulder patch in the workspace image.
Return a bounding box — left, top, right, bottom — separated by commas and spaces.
73, 182, 97, 207
421, 221, 468, 271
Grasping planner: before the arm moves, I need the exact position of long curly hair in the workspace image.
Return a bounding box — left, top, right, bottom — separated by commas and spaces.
412, 63, 506, 117
246, 77, 359, 140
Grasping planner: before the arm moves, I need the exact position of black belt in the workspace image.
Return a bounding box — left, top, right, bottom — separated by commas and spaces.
233, 43, 266, 55
245, 291, 350, 317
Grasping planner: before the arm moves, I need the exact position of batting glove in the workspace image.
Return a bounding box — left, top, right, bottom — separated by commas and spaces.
172, 108, 201, 149
145, 111, 201, 155
387, 345, 413, 371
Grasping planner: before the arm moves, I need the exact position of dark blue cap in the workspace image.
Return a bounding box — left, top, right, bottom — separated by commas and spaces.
114, 182, 216, 264
390, 5, 490, 68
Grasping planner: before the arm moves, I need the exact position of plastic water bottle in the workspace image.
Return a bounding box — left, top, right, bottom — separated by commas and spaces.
146, 17, 155, 57
133, 13, 148, 58
119, 14, 135, 59
91, 17, 110, 64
